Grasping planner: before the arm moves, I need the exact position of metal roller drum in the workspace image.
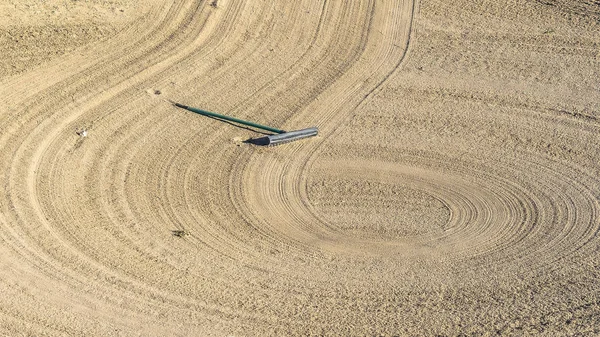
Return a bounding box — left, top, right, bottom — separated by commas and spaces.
266, 127, 318, 146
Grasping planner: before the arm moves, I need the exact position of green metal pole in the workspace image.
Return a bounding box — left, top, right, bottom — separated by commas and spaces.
174, 103, 285, 134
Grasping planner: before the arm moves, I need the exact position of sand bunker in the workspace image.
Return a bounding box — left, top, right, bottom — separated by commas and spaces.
1, 0, 599, 335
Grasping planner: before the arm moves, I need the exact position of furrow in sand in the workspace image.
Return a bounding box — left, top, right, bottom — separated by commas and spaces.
235, 0, 416, 253
2, 0, 600, 334
1, 0, 248, 333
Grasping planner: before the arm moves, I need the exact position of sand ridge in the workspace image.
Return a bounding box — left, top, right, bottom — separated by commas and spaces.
1, 0, 599, 335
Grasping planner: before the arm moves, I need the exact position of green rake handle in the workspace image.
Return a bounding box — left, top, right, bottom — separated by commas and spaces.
174, 103, 285, 134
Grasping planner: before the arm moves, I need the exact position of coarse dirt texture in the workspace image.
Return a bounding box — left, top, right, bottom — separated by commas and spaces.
1, 0, 599, 335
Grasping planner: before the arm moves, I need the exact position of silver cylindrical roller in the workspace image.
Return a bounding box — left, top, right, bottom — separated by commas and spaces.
266, 127, 318, 146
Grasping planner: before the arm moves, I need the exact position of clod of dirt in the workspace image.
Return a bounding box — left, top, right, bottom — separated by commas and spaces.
232, 136, 245, 146
145, 88, 163, 97
171, 230, 187, 237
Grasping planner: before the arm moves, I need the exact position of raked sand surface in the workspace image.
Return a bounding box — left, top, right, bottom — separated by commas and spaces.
1, 0, 600, 335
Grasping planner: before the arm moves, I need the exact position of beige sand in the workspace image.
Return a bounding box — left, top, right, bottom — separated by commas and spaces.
1, 0, 599, 335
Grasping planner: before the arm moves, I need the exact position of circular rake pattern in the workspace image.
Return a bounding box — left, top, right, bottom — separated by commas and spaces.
1, 0, 600, 335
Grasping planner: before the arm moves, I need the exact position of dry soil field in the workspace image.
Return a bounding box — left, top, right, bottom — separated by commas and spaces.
1, 0, 600, 335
